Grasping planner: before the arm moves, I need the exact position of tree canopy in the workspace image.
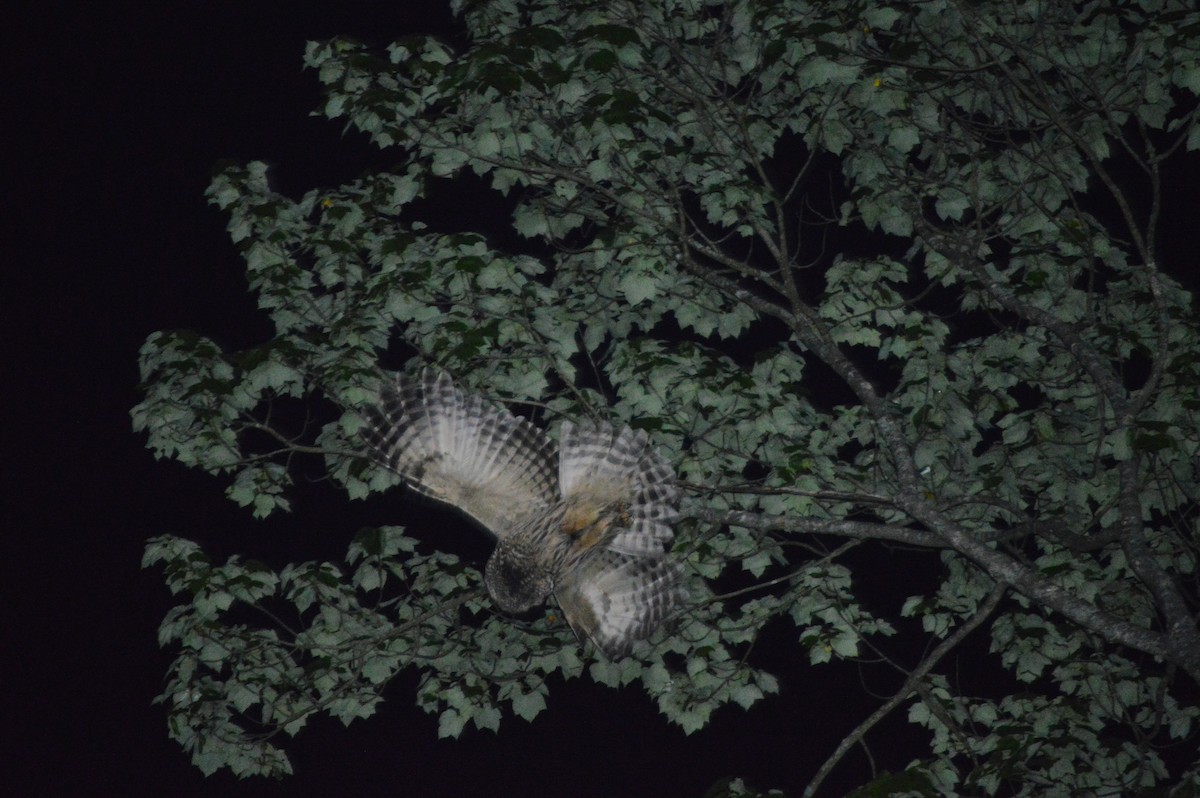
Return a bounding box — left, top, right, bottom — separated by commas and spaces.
134, 0, 1200, 793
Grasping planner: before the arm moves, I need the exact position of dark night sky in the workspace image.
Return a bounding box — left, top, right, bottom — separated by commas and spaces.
3, 3, 892, 796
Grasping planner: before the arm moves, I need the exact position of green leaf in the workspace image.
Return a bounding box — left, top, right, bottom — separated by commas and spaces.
619, 271, 659, 305
585, 50, 618, 72
510, 688, 547, 722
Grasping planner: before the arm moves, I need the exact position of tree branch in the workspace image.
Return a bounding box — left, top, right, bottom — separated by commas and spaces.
905, 500, 1173, 667
694, 507, 948, 549
1115, 457, 1200, 681
803, 583, 1007, 798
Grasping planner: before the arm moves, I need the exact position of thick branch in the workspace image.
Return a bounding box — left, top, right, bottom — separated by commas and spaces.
694, 507, 948, 549
706, 501, 1178, 672
903, 500, 1175, 670
1116, 457, 1200, 680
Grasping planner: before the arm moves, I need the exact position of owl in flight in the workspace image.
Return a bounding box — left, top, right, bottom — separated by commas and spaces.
361, 370, 686, 658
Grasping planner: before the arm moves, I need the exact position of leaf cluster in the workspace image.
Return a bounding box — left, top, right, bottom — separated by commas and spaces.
137, 0, 1200, 792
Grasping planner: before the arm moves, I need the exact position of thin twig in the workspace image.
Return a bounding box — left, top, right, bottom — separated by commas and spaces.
803, 583, 1007, 798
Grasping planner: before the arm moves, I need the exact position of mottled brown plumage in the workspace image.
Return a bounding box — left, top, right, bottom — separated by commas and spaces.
361, 370, 685, 657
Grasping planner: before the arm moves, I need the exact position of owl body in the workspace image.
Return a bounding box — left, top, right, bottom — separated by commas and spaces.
484, 508, 567, 613
361, 370, 685, 658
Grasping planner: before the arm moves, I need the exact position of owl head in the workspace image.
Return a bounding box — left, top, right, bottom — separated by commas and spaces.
484, 540, 554, 613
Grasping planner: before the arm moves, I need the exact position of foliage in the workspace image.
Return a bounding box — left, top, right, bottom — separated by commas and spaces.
135, 0, 1200, 793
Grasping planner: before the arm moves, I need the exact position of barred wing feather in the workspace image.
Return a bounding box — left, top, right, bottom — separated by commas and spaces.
558, 421, 678, 555
555, 550, 686, 659
361, 371, 559, 536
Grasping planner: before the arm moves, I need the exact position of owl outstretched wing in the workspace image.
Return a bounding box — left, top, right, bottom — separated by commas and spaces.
558, 421, 679, 555
555, 550, 686, 659
552, 421, 685, 657
360, 370, 560, 537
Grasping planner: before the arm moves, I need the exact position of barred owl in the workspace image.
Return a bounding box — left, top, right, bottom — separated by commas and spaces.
361, 370, 686, 658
